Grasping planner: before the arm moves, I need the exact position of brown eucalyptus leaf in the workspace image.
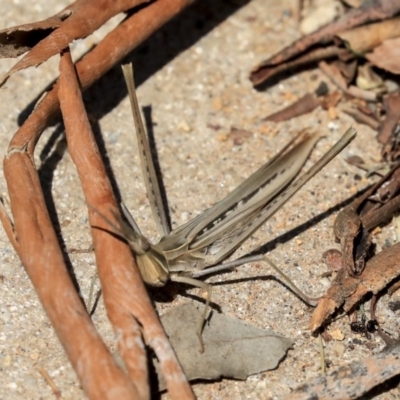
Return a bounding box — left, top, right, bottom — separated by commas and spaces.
158, 302, 293, 383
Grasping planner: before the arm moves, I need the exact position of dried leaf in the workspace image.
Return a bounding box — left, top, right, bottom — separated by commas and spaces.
310, 242, 400, 332
251, 46, 351, 88
157, 302, 293, 384
368, 168, 400, 203
366, 37, 400, 74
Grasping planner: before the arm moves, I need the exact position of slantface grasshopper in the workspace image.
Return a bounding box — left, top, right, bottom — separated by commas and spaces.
98, 63, 356, 351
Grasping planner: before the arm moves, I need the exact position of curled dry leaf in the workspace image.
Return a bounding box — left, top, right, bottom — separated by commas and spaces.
286, 343, 400, 400
333, 183, 376, 276
251, 46, 352, 88
333, 205, 368, 276
310, 241, 400, 332
368, 168, 400, 203
356, 63, 385, 92
155, 301, 293, 387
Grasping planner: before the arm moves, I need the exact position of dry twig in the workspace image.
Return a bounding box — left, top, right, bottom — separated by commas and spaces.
59, 48, 194, 399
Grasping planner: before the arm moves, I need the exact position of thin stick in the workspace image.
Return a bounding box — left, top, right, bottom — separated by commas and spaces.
36, 365, 63, 400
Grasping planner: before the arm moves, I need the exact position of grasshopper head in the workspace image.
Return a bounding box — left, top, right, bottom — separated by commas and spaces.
88, 204, 170, 286
135, 245, 170, 287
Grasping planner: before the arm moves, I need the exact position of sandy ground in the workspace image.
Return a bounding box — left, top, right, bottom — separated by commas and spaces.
0, 0, 399, 399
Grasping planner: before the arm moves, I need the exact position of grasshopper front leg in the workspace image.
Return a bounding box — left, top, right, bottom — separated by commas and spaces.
170, 275, 212, 353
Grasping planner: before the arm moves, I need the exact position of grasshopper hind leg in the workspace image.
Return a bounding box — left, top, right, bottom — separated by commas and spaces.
192, 254, 320, 306
170, 275, 212, 353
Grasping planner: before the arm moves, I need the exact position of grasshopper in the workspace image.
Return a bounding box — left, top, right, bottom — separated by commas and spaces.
98, 64, 356, 351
